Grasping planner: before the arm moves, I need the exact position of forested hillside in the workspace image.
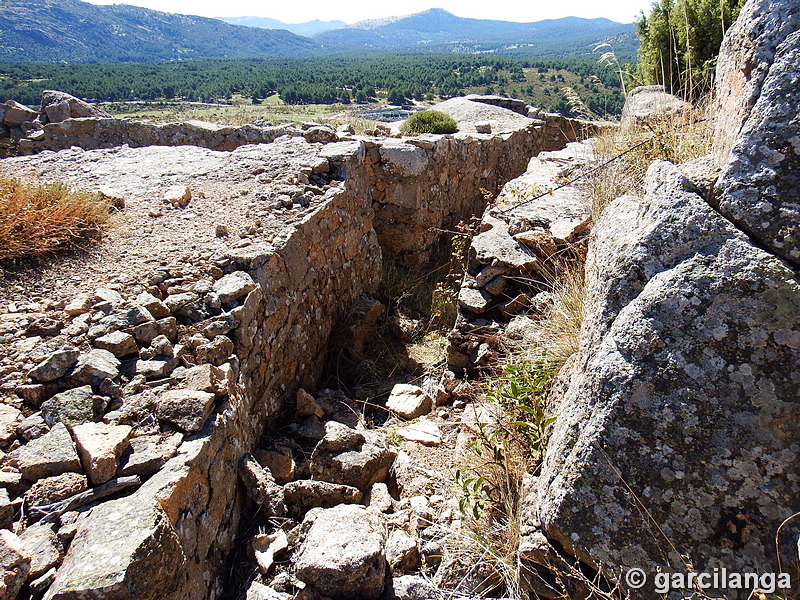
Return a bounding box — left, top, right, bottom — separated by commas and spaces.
317, 8, 637, 57
0, 55, 626, 117
0, 0, 320, 62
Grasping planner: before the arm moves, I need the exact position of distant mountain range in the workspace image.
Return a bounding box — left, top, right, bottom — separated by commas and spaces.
0, 0, 636, 63
318, 8, 635, 55
216, 17, 347, 36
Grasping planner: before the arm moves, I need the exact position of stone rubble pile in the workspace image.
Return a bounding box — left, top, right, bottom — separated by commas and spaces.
448, 140, 594, 372
236, 382, 502, 600
0, 262, 268, 596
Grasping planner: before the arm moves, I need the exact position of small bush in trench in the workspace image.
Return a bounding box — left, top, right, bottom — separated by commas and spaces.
400, 110, 458, 135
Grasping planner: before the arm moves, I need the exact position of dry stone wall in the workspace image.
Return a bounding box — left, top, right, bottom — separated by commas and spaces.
0, 97, 587, 599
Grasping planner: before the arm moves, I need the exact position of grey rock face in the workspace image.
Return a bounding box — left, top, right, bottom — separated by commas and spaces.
712, 0, 800, 165
43, 498, 186, 600
294, 504, 386, 600
523, 162, 800, 599
713, 30, 800, 264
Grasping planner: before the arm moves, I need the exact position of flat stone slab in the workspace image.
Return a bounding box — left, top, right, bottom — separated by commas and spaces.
72, 423, 132, 485
14, 423, 81, 481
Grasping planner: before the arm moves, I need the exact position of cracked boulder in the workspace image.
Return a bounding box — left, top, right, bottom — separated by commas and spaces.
521, 162, 800, 599
713, 30, 800, 264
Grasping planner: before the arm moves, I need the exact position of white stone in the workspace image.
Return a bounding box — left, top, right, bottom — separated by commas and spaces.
386, 384, 433, 420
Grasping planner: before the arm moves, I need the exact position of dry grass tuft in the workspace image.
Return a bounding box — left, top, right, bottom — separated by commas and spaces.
0, 173, 112, 265
583, 106, 712, 220
526, 257, 587, 370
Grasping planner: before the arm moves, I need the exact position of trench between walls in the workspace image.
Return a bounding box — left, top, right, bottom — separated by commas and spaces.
200, 125, 598, 600
42, 121, 593, 600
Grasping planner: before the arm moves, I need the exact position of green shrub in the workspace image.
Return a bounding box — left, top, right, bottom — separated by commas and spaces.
400, 110, 458, 135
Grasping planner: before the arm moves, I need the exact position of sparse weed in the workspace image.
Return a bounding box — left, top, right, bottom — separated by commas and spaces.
581, 105, 711, 219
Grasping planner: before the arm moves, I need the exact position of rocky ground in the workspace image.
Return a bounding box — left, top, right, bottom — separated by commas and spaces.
0, 104, 593, 599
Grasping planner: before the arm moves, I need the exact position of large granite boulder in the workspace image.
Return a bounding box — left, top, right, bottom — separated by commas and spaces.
43, 497, 186, 600
712, 0, 800, 165
40, 90, 110, 124
521, 162, 800, 599
621, 85, 692, 125
713, 30, 800, 264
293, 504, 386, 600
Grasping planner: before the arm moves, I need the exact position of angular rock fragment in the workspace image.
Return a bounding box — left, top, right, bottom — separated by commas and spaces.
69, 349, 120, 387
382, 575, 442, 600
195, 335, 234, 366
71, 423, 132, 485
15, 423, 81, 481
0, 405, 21, 446
386, 384, 433, 420
295, 388, 324, 418
155, 389, 215, 433
116, 432, 182, 477
18, 524, 62, 579
0, 489, 14, 530
238, 455, 286, 517
43, 498, 186, 600
29, 350, 80, 383
25, 473, 89, 510
294, 504, 386, 600
397, 419, 441, 446
0, 529, 30, 600
41, 386, 94, 428
254, 449, 295, 485
386, 529, 419, 575
213, 271, 256, 304
135, 292, 170, 319
310, 429, 395, 491
94, 331, 138, 357
283, 480, 362, 513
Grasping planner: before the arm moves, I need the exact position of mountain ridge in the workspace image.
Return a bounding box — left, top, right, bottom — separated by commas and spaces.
0, 0, 320, 62
216, 16, 347, 36
315, 8, 635, 56
0, 0, 636, 63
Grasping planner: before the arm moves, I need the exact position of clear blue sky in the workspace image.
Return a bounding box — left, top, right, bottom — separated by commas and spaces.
82, 0, 652, 25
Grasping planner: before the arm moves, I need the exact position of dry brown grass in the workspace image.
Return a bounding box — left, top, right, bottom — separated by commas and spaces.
527, 256, 587, 370
0, 173, 112, 265
583, 107, 711, 221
